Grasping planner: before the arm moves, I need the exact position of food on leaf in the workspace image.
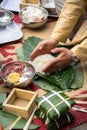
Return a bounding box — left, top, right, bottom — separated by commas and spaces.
30, 54, 55, 74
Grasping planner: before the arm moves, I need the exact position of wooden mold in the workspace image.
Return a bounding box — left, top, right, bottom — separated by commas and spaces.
20, 0, 40, 9
2, 88, 38, 119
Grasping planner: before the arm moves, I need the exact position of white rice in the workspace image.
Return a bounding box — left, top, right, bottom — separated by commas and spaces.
22, 6, 45, 23
30, 54, 55, 74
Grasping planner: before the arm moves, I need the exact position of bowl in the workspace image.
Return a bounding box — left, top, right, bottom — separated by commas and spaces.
19, 4, 48, 29
0, 9, 14, 27
0, 61, 35, 88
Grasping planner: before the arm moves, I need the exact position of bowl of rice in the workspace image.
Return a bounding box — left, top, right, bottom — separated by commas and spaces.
19, 4, 48, 29
0, 61, 35, 88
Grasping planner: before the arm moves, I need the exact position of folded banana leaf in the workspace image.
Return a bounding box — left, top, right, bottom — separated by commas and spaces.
16, 36, 84, 91
35, 109, 74, 130
47, 112, 74, 130
36, 91, 75, 120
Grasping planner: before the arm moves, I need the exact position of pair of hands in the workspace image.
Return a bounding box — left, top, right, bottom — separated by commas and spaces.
30, 39, 73, 74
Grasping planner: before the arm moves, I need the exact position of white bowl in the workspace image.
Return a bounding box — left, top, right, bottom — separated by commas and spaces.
0, 9, 14, 27
19, 4, 48, 29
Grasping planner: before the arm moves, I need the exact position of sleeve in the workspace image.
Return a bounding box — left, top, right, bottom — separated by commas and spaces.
71, 38, 87, 61
50, 0, 86, 43
71, 20, 87, 61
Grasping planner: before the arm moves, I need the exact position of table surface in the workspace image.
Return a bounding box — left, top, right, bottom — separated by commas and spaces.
0, 5, 87, 130
71, 123, 87, 130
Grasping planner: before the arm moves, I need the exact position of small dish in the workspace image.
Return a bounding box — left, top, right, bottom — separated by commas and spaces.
0, 61, 35, 88
0, 9, 14, 26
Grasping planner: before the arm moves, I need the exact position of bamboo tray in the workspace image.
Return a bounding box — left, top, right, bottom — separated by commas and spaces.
20, 0, 39, 9
2, 88, 38, 119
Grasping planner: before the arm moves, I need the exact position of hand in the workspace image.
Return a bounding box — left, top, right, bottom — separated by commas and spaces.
42, 47, 73, 74
30, 39, 58, 61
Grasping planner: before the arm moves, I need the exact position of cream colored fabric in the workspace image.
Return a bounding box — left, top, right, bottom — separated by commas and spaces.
71, 20, 87, 61
71, 38, 87, 61
71, 20, 87, 45
50, 0, 87, 61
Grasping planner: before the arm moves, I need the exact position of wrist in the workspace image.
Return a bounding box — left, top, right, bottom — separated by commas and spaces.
70, 52, 80, 66
50, 38, 59, 46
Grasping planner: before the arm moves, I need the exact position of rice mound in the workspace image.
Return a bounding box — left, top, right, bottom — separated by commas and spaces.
30, 54, 55, 74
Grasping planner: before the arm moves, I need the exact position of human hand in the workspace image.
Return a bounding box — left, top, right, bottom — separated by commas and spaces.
42, 47, 73, 74
30, 38, 58, 61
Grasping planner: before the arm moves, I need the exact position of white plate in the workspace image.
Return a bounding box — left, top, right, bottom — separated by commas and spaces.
0, 21, 23, 44
1, 0, 21, 12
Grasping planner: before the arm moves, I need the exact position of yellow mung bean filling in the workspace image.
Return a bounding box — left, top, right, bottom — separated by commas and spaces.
7, 72, 20, 83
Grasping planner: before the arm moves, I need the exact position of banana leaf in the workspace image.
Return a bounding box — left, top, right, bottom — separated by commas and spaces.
70, 63, 84, 89
16, 36, 84, 91
0, 110, 25, 129
0, 92, 6, 105
16, 36, 42, 61
35, 91, 75, 120
36, 65, 74, 90
0, 109, 39, 130
35, 109, 74, 130
33, 77, 61, 91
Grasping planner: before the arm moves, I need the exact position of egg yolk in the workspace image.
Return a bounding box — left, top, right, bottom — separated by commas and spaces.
7, 72, 20, 83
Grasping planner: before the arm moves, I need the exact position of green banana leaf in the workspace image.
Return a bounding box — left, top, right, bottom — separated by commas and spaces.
0, 92, 6, 105
35, 109, 74, 130
0, 109, 38, 130
33, 76, 61, 91
36, 65, 74, 90
16, 36, 42, 61
16, 36, 84, 91
70, 63, 84, 89
0, 110, 26, 129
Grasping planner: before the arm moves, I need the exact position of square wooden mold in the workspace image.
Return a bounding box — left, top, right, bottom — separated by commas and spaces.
20, 0, 40, 9
2, 88, 38, 119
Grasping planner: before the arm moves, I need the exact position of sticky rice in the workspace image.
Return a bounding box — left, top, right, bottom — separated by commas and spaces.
21, 6, 45, 23
30, 54, 55, 74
